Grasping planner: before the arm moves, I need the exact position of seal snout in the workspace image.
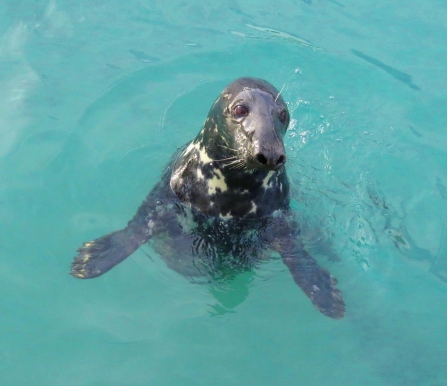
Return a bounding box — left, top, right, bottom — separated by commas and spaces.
255, 152, 286, 171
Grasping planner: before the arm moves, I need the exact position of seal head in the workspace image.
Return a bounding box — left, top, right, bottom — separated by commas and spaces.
170, 77, 290, 219
202, 77, 289, 170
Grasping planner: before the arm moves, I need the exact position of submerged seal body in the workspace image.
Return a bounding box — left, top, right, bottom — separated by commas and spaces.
70, 77, 345, 318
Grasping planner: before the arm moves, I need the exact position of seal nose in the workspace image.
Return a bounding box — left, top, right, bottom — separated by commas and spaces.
256, 152, 286, 170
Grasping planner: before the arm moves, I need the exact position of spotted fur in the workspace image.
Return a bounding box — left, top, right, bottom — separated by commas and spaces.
70, 78, 345, 319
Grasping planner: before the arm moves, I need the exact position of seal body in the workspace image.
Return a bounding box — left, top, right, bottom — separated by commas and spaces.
70, 77, 345, 319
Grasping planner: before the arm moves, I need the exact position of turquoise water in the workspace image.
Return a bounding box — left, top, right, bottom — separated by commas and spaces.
1, 0, 447, 384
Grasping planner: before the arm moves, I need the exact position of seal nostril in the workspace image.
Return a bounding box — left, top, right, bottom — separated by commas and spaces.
256, 153, 268, 165
276, 155, 286, 165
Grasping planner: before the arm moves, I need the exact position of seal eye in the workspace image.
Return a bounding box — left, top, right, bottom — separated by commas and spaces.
234, 105, 249, 118
279, 109, 288, 123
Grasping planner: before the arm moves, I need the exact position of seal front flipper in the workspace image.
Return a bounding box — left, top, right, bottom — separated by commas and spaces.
280, 243, 345, 319
70, 162, 178, 279
69, 190, 165, 279
70, 223, 150, 279
268, 218, 345, 319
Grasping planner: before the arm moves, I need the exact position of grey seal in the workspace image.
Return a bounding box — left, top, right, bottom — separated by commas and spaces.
70, 77, 345, 319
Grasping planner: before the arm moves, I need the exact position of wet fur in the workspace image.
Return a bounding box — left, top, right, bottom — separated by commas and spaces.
70, 77, 345, 319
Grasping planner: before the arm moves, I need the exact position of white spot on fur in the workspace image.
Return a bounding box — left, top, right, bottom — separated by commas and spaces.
262, 171, 275, 188
170, 142, 198, 192
249, 201, 257, 214
183, 142, 196, 155
208, 168, 228, 194
198, 146, 213, 164
147, 219, 155, 236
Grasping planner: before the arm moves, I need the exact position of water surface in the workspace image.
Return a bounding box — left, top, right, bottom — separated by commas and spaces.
1, 1, 447, 385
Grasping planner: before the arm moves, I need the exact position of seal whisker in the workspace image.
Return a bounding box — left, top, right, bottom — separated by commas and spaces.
229, 162, 246, 170
213, 156, 239, 162
227, 163, 243, 170
244, 87, 253, 100
285, 158, 295, 168
226, 164, 240, 170
222, 136, 230, 147
217, 144, 239, 153
275, 83, 286, 102
225, 159, 245, 168
224, 158, 243, 164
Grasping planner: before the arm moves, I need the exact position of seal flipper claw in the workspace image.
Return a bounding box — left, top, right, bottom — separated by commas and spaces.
281, 252, 345, 319
70, 226, 150, 279
267, 217, 345, 319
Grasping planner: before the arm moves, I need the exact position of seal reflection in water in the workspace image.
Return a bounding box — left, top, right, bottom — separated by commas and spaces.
70, 77, 345, 319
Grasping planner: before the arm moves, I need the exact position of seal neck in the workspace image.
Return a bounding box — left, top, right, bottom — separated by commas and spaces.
170, 139, 289, 219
